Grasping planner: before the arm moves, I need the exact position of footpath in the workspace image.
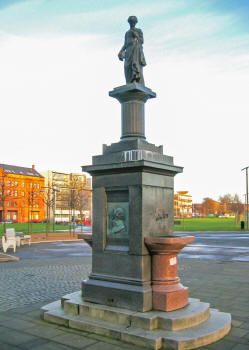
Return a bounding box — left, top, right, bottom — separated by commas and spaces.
0, 234, 248, 349
0, 256, 248, 350
0, 231, 81, 262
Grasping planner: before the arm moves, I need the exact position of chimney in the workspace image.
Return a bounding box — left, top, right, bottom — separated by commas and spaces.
32, 165, 35, 169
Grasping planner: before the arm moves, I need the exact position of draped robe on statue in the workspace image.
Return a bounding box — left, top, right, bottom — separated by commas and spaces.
119, 28, 146, 85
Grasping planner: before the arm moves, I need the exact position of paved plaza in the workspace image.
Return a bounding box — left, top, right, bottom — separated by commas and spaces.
0, 233, 248, 349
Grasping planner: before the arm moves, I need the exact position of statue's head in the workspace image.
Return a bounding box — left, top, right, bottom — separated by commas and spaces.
113, 207, 125, 221
128, 16, 138, 27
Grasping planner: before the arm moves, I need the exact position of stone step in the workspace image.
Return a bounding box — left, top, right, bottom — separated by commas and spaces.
159, 310, 231, 350
60, 291, 208, 331
42, 300, 231, 350
43, 307, 162, 349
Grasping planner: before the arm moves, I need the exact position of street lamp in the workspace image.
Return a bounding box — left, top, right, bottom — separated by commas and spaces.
241, 166, 249, 230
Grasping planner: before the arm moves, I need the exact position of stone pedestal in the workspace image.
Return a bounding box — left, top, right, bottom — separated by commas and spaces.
81, 83, 183, 312
145, 236, 195, 312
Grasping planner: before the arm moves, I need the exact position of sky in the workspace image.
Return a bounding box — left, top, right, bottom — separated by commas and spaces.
0, 0, 248, 203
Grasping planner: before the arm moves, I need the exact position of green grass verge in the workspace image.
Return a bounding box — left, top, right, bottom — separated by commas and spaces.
0, 223, 69, 236
0, 218, 247, 237
174, 217, 244, 231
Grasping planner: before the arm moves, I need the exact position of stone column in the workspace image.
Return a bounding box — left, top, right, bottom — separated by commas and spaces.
109, 83, 156, 140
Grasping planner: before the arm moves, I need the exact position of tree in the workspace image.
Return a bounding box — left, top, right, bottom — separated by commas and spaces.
219, 193, 244, 224
0, 172, 10, 233
41, 185, 54, 237
202, 197, 220, 216
64, 175, 92, 234
219, 194, 233, 204
231, 194, 244, 224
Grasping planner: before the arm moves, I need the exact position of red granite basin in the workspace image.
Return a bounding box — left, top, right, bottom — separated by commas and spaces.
145, 235, 195, 254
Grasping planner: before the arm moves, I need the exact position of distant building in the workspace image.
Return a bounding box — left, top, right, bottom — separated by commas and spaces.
174, 191, 192, 218
0, 164, 45, 223
41, 171, 91, 223
194, 199, 244, 218
192, 203, 203, 217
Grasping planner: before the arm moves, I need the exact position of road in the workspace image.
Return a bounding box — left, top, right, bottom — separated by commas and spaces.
180, 231, 249, 262
13, 231, 249, 262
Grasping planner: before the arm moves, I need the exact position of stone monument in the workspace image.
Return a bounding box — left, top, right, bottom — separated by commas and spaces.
41, 17, 231, 349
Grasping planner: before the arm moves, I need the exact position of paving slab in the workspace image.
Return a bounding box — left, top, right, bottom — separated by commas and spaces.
51, 333, 97, 349
0, 328, 37, 346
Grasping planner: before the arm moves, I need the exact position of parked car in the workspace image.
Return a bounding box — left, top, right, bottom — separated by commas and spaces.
78, 220, 92, 226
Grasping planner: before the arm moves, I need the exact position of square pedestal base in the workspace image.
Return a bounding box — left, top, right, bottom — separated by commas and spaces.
82, 278, 152, 312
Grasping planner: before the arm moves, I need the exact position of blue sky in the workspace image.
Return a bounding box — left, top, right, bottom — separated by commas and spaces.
0, 0, 248, 202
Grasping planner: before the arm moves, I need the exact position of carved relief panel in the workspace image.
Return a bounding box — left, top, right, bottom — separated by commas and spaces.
106, 189, 129, 248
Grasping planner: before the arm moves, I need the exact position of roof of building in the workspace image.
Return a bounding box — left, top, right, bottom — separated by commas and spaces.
0, 164, 43, 178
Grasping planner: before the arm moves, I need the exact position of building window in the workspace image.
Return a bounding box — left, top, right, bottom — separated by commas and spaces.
37, 184, 40, 189
21, 182, 24, 188
8, 181, 10, 186
15, 191, 17, 197
34, 184, 36, 189
12, 181, 14, 187
22, 191, 24, 196
7, 190, 10, 195
15, 182, 18, 187
11, 190, 14, 196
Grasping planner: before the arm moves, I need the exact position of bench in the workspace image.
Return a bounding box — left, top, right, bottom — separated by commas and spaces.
16, 232, 31, 247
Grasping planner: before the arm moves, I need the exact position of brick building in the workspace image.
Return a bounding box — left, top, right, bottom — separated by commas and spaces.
0, 164, 45, 223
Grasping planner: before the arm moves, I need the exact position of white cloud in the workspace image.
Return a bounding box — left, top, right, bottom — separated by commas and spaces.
0, 1, 248, 202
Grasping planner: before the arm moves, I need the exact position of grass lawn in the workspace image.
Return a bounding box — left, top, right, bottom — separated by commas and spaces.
0, 222, 70, 236
0, 218, 247, 237
174, 217, 245, 231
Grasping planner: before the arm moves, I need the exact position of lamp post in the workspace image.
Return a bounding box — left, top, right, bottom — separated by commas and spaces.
241, 166, 249, 230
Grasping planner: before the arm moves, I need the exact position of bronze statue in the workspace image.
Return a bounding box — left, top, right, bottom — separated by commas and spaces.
118, 16, 146, 85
